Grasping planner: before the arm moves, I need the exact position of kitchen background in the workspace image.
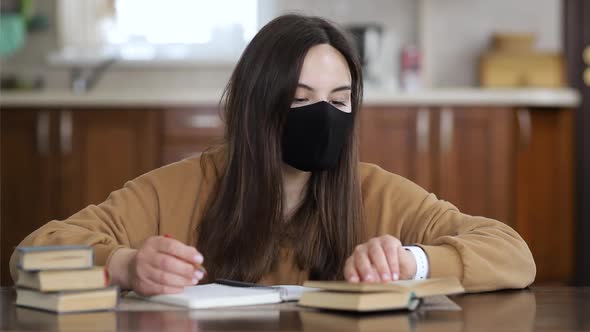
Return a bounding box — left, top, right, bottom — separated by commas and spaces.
1, 0, 563, 90
1, 0, 588, 288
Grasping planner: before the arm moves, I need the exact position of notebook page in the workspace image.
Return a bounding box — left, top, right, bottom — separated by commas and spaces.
129, 284, 283, 309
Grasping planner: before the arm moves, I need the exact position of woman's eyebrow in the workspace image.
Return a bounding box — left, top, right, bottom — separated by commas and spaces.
297, 83, 352, 92
332, 85, 352, 93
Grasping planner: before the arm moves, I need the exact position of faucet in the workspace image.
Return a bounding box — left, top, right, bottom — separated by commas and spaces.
70, 58, 117, 94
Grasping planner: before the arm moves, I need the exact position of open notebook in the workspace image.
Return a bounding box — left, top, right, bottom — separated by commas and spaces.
127, 282, 316, 309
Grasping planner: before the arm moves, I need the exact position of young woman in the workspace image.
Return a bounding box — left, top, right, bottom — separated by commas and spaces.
10, 14, 535, 296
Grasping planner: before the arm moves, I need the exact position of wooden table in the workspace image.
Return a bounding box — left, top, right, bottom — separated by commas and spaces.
0, 287, 588, 331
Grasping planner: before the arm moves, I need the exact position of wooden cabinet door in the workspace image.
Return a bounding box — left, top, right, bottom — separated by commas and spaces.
0, 108, 159, 285
161, 107, 224, 165
435, 107, 515, 225
0, 109, 61, 286
515, 109, 574, 283
58, 109, 159, 218
359, 107, 434, 191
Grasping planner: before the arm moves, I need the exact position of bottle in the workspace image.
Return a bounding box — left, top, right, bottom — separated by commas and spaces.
400, 45, 422, 92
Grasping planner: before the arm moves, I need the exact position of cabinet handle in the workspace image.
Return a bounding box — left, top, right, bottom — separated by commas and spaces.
584, 46, 589, 86
440, 108, 454, 153
416, 108, 430, 153
186, 114, 222, 129
59, 110, 73, 156
36, 111, 51, 156
517, 109, 532, 149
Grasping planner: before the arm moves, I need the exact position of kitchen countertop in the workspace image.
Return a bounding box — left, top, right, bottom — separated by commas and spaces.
0, 87, 581, 108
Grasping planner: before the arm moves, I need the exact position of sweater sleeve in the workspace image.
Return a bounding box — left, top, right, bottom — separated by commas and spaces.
361, 164, 536, 292
410, 194, 536, 292
8, 169, 161, 282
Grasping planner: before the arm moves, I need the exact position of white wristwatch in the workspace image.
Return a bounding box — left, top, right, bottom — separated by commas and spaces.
403, 245, 429, 280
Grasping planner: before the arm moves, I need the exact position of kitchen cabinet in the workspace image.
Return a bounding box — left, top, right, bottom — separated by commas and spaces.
436, 107, 514, 224
1, 110, 60, 287
360, 106, 513, 222
359, 105, 574, 283
59, 109, 159, 216
359, 107, 434, 191
0, 108, 159, 286
0, 103, 575, 285
161, 107, 224, 165
514, 108, 574, 284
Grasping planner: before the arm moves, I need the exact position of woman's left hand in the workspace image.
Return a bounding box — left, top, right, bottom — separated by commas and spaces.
343, 235, 417, 283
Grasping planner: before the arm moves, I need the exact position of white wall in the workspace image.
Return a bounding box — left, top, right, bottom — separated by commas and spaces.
0, 0, 562, 90
421, 0, 562, 87
278, 0, 418, 88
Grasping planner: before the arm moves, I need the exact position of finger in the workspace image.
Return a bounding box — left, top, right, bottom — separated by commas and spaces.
353, 246, 376, 282
381, 240, 400, 281
143, 263, 195, 288
156, 237, 203, 266
367, 241, 392, 282
371, 266, 380, 282
150, 252, 201, 281
343, 257, 360, 283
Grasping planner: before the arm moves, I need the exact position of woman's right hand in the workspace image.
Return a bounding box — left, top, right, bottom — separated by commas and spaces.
108, 236, 205, 296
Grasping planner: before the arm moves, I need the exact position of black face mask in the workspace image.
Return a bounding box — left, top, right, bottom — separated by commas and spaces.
281, 101, 354, 172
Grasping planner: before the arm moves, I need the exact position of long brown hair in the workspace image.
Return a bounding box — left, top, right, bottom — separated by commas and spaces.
197, 14, 364, 282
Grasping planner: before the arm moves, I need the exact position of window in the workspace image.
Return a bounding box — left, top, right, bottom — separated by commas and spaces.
56, 0, 273, 63
106, 0, 258, 45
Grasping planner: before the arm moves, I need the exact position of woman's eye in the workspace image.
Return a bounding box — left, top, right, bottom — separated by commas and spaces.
293, 98, 308, 103
330, 100, 347, 106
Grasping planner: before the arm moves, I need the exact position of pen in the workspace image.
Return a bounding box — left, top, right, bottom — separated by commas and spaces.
215, 279, 274, 289
215, 279, 289, 300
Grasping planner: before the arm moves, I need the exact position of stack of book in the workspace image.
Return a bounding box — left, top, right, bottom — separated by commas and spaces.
14, 245, 118, 313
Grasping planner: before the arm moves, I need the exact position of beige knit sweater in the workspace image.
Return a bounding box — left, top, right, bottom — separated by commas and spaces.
10, 152, 536, 292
